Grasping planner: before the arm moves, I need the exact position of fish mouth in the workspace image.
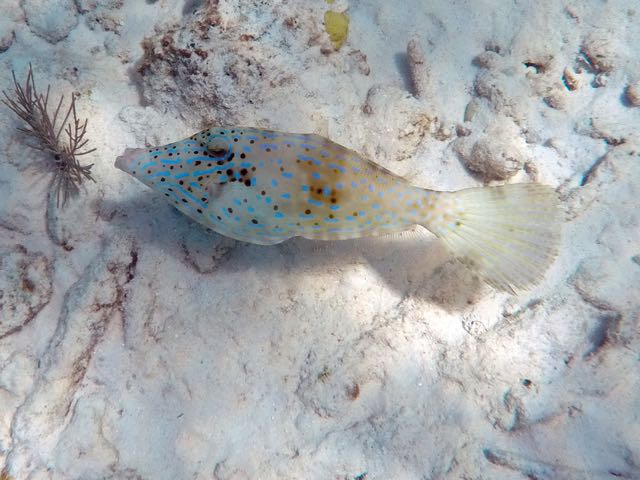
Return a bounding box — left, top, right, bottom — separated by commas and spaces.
115, 147, 146, 173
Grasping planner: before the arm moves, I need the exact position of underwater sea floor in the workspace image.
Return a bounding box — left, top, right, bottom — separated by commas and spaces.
0, 0, 639, 478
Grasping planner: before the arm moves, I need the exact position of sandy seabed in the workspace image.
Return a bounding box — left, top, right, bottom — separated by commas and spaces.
0, 1, 639, 479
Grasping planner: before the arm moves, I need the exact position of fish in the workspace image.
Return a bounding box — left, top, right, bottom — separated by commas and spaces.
115, 127, 560, 291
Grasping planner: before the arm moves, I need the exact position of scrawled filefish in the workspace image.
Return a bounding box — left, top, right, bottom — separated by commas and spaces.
115, 127, 560, 291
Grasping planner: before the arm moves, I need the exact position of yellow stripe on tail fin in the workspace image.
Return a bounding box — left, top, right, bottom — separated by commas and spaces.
422, 184, 560, 292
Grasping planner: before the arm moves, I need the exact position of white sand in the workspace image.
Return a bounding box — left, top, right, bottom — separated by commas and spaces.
0, 0, 638, 478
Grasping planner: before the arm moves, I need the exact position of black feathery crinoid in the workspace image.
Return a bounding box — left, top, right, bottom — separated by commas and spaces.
2, 64, 96, 207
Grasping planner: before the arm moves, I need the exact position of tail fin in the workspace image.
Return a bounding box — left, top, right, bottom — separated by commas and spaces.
423, 183, 560, 292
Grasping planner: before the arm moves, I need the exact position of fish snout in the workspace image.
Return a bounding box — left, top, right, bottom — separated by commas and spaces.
115, 147, 146, 173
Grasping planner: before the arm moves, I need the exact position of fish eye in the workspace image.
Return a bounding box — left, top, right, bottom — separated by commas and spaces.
207, 141, 229, 157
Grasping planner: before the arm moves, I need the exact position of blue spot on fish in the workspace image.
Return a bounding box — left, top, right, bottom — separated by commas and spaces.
193, 164, 232, 176
328, 163, 346, 173
187, 156, 217, 164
